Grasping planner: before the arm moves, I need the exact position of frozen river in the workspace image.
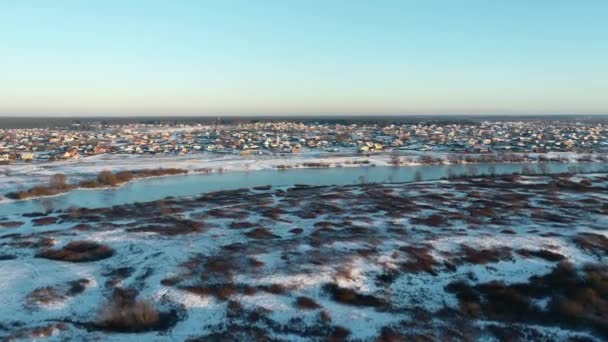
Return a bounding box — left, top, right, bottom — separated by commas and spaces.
1, 161, 606, 216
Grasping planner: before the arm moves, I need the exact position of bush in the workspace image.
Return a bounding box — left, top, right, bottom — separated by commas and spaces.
32, 216, 58, 226
37, 241, 114, 262
446, 263, 608, 338
517, 249, 565, 262
49, 174, 68, 188
25, 287, 65, 308
295, 296, 321, 310
323, 283, 385, 307
97, 170, 118, 186
259, 283, 288, 295
573, 233, 608, 256
399, 245, 438, 275
411, 214, 448, 227
96, 290, 160, 332
246, 228, 279, 239
183, 284, 239, 301
457, 245, 512, 265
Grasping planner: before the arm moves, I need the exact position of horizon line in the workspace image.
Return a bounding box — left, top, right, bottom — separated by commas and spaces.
2, 113, 608, 118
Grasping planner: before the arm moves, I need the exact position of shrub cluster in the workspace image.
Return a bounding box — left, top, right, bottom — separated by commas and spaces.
37, 241, 114, 262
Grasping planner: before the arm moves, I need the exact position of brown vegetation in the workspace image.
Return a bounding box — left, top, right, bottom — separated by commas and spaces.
37, 240, 114, 262
446, 262, 608, 338
246, 228, 279, 239
323, 283, 386, 307
95, 289, 162, 332
411, 214, 449, 227
456, 245, 513, 265
32, 216, 58, 226
127, 219, 207, 236
0, 221, 24, 228
4, 323, 68, 340
6, 168, 188, 200
25, 287, 66, 308
94, 168, 188, 187
400, 245, 438, 275
295, 296, 321, 310
229, 221, 256, 229
6, 174, 74, 200
302, 162, 331, 168
103, 267, 135, 288
573, 233, 608, 257
517, 249, 565, 262
25, 278, 90, 309
183, 284, 240, 301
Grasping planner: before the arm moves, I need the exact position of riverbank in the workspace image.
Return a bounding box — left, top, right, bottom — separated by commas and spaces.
1, 160, 608, 217
2, 151, 607, 200
5, 168, 189, 200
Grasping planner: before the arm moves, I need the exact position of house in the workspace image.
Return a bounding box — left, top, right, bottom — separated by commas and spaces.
94, 146, 108, 154
20, 152, 36, 161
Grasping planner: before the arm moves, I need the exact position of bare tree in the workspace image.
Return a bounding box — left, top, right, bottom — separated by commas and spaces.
389, 154, 401, 166
49, 174, 67, 189
467, 165, 478, 177
41, 198, 55, 213
487, 165, 496, 176
521, 165, 535, 175
97, 170, 116, 186
537, 162, 550, 175
414, 170, 423, 182
446, 166, 455, 180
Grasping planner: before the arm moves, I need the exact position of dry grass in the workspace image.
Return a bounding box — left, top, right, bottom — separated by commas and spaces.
323, 283, 386, 307
411, 214, 449, 227
446, 262, 608, 338
5, 323, 68, 340
0, 221, 24, 228
103, 267, 135, 288
229, 221, 256, 229
32, 216, 58, 226
25, 287, 66, 308
400, 245, 438, 275
127, 219, 207, 236
6, 174, 74, 200
302, 162, 331, 168
67, 278, 90, 295
25, 278, 90, 308
246, 228, 279, 239
183, 284, 239, 301
327, 326, 351, 342
7, 169, 188, 200
95, 168, 188, 187
457, 245, 513, 265
37, 241, 114, 262
517, 249, 565, 262
259, 283, 288, 295
573, 233, 608, 257
295, 296, 321, 310
96, 289, 160, 332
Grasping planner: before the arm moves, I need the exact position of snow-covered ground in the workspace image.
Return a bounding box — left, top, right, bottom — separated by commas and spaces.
0, 173, 606, 341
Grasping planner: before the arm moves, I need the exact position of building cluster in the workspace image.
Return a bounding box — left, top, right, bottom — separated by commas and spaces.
1, 120, 607, 162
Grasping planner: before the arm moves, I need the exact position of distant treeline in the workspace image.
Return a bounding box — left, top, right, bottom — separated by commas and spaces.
1, 114, 607, 129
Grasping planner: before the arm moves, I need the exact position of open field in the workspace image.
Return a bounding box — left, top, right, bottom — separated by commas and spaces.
0, 173, 607, 340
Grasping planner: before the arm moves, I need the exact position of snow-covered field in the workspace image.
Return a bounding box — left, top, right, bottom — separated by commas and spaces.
0, 173, 607, 341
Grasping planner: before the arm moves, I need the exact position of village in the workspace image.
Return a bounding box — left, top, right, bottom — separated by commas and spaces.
1, 119, 607, 163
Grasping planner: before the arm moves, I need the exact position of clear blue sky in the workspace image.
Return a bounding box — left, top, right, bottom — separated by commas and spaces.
1, 0, 607, 116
